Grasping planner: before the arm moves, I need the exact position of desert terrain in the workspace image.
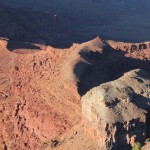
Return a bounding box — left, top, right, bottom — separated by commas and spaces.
0, 1, 150, 150
0, 36, 150, 149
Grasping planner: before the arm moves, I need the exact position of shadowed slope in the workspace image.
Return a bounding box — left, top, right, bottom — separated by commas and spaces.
0, 37, 150, 149
71, 38, 150, 95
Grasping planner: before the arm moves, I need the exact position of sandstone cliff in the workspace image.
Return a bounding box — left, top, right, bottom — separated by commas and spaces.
82, 69, 150, 150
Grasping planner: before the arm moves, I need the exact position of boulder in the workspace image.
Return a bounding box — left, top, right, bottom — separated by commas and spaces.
82, 69, 150, 150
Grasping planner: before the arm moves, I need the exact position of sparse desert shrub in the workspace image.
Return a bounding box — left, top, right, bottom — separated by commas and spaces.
132, 142, 142, 150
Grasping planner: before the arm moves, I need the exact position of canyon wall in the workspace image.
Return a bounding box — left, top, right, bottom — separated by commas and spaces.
82, 69, 150, 149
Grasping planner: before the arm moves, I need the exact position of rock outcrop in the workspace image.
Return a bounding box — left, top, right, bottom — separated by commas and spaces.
82, 69, 150, 150
0, 37, 150, 149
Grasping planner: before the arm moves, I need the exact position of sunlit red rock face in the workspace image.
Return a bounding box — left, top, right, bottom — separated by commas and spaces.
0, 37, 150, 150
0, 40, 81, 150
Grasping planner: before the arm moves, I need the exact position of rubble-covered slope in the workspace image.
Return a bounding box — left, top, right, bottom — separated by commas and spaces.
0, 37, 150, 149
82, 69, 150, 149
0, 39, 81, 150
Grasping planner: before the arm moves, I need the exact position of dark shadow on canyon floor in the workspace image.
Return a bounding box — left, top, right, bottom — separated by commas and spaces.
2, 3, 150, 48
7, 40, 41, 51
74, 44, 150, 96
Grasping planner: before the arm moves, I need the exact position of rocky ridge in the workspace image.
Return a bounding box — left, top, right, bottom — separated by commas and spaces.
0, 37, 150, 149
82, 69, 150, 149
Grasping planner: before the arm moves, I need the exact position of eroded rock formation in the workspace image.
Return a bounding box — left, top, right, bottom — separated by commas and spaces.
0, 37, 150, 149
82, 69, 150, 150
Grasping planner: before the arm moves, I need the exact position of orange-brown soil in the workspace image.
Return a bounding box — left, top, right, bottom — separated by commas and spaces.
0, 37, 150, 149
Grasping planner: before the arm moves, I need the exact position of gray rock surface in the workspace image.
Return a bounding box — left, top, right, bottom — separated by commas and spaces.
82, 69, 150, 149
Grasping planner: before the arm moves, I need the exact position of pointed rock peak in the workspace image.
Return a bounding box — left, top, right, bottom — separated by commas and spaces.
76, 36, 106, 52
90, 36, 105, 45
95, 36, 103, 42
